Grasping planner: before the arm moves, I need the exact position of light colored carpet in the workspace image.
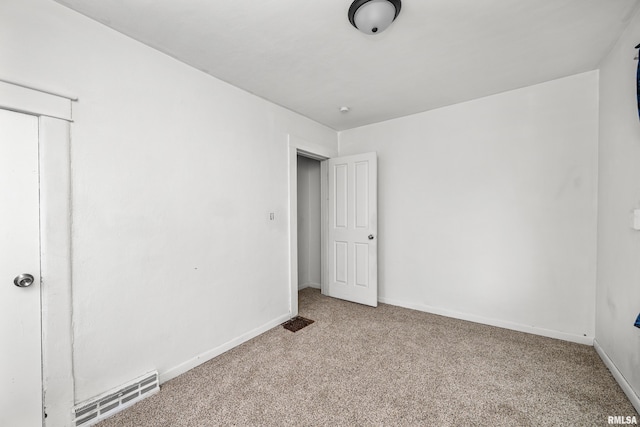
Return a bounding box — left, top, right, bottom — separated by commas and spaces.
98, 288, 638, 426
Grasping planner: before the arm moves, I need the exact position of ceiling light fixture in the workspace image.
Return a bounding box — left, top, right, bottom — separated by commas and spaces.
348, 0, 401, 35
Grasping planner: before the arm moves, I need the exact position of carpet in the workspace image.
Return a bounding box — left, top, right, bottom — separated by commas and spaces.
98, 288, 638, 426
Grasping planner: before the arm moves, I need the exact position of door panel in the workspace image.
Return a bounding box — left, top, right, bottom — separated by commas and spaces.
355, 243, 368, 287
327, 152, 377, 307
334, 164, 348, 228
355, 161, 369, 228
0, 109, 42, 427
335, 241, 348, 285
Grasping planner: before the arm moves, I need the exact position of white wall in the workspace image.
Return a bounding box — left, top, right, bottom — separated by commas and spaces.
4, 0, 633, 417
339, 72, 599, 343
297, 156, 322, 289
596, 7, 640, 407
1, 0, 337, 404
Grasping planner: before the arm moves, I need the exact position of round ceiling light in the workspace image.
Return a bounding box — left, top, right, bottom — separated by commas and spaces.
348, 0, 402, 35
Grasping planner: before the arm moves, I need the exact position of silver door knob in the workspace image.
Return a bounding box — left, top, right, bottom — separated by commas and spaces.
368, 234, 374, 240
14, 273, 35, 288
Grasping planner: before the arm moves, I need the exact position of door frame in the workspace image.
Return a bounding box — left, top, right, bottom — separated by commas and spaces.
0, 80, 74, 426
287, 134, 337, 317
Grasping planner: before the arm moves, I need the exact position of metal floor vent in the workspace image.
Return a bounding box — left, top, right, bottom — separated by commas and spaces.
282, 316, 315, 332
73, 371, 159, 426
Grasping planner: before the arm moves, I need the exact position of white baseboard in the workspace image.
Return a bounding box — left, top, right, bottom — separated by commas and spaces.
298, 282, 321, 290
594, 339, 640, 414
159, 313, 291, 384
378, 296, 594, 346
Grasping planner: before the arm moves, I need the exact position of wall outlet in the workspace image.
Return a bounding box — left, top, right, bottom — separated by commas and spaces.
269, 212, 275, 221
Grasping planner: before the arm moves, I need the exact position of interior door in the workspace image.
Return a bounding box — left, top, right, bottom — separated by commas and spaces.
327, 152, 377, 307
0, 109, 43, 427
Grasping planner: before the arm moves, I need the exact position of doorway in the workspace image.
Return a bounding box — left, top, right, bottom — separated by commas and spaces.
287, 135, 379, 315
0, 80, 75, 426
297, 155, 322, 292
287, 135, 335, 317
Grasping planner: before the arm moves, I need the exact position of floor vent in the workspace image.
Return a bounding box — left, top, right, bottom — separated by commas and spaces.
282, 316, 315, 332
72, 371, 159, 426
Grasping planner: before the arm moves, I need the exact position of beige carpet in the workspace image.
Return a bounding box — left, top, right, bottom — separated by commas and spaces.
98, 288, 638, 426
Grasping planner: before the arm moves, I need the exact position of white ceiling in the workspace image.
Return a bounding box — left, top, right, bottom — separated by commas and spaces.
54, 0, 639, 131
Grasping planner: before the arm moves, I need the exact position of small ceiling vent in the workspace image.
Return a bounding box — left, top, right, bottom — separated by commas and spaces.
73, 371, 159, 426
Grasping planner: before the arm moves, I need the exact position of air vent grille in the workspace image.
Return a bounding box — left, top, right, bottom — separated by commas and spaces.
73, 371, 159, 426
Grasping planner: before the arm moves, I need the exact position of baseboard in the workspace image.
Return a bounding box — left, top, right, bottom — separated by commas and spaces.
298, 282, 321, 290
159, 313, 291, 384
594, 339, 640, 414
378, 296, 594, 346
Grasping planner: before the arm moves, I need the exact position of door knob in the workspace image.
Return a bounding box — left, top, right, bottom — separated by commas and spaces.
14, 273, 35, 288
368, 234, 374, 240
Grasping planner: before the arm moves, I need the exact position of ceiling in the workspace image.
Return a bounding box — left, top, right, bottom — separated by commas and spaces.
53, 0, 639, 131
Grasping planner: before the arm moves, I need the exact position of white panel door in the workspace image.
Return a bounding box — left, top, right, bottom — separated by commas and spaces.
327, 152, 377, 307
0, 109, 42, 427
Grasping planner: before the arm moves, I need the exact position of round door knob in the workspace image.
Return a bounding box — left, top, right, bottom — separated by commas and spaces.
14, 273, 35, 288
368, 234, 374, 240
